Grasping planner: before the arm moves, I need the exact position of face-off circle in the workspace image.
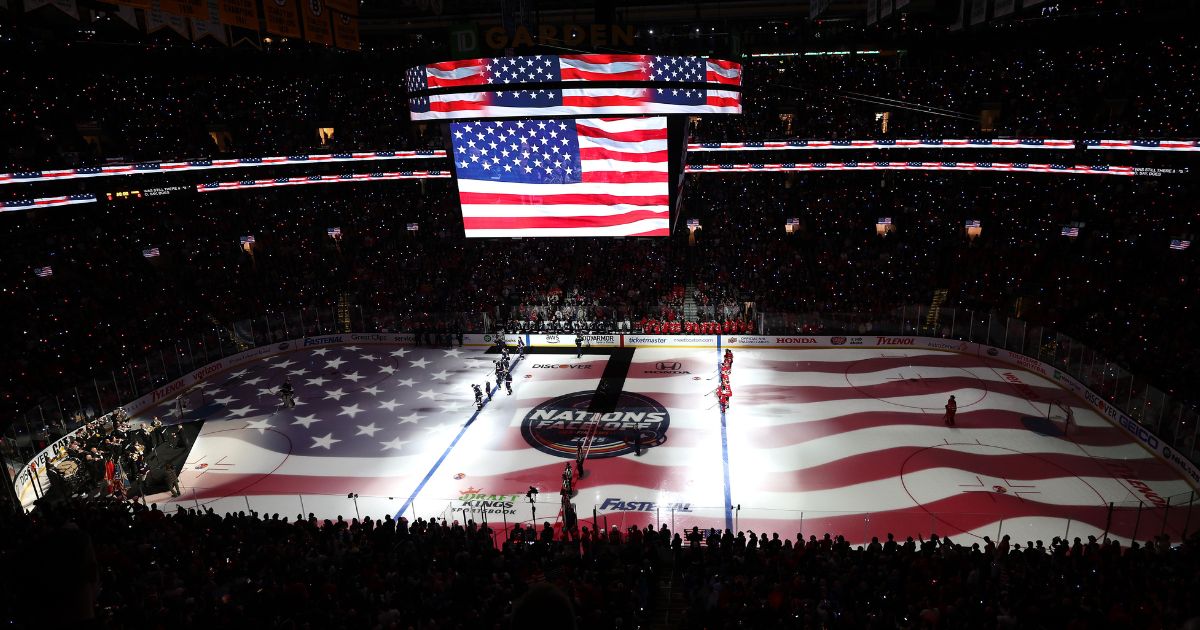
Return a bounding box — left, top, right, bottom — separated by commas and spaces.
521, 391, 670, 459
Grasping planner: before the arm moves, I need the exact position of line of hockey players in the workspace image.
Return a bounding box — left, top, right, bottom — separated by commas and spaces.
717, 349, 733, 412
473, 337, 526, 410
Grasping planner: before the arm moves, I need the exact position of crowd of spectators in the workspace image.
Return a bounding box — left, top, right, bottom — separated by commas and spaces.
4, 497, 1200, 629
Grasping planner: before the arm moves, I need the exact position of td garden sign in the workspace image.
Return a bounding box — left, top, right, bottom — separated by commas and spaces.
521, 391, 669, 459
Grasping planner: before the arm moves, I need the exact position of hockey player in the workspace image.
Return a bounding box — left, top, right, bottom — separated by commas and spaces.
505, 371, 513, 395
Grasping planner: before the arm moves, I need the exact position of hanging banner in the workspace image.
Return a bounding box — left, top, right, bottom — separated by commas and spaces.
994, 0, 1015, 16
217, 0, 258, 29
147, 0, 188, 36
109, 0, 150, 8
24, 0, 80, 19
263, 0, 300, 36
866, 0, 877, 24
331, 10, 358, 50
159, 0, 207, 19
113, 3, 138, 27
191, 0, 228, 43
324, 0, 355, 15
301, 0, 332, 46
969, 0, 987, 24
880, 0, 893, 19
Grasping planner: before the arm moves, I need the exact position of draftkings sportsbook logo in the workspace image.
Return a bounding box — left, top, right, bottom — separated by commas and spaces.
521, 391, 670, 459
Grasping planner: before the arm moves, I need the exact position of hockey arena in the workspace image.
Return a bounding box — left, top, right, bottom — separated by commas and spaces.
38, 333, 1188, 548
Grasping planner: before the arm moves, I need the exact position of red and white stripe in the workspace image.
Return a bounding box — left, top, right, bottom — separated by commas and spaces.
459, 117, 670, 238
424, 58, 488, 88
685, 163, 1136, 176
687, 138, 1076, 151
705, 59, 742, 86
560, 54, 648, 81
1089, 140, 1200, 151
195, 172, 451, 193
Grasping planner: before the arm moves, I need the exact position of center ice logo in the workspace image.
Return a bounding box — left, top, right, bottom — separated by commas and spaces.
521, 391, 670, 459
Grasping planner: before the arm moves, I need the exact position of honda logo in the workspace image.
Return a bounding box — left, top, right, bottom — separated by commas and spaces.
656, 361, 681, 370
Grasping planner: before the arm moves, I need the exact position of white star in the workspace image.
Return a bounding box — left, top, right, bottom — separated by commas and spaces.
325, 357, 347, 370
431, 370, 451, 381
343, 371, 365, 383
417, 389, 440, 400
396, 378, 416, 387
214, 396, 237, 405
343, 345, 361, 351
356, 423, 382, 437
230, 369, 249, 378
288, 368, 309, 376
311, 348, 330, 356
244, 376, 266, 386
272, 359, 296, 369
439, 402, 461, 413
311, 433, 341, 450
244, 418, 272, 433
442, 349, 463, 357
361, 385, 382, 396
306, 376, 330, 387
380, 437, 409, 451
390, 348, 410, 358
409, 358, 431, 369
398, 412, 426, 424
359, 354, 378, 362
228, 405, 255, 418
324, 388, 348, 401
378, 365, 396, 375
293, 414, 321, 429
338, 404, 364, 419
258, 387, 276, 397
379, 398, 403, 412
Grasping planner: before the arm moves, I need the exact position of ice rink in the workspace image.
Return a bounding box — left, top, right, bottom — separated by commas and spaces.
151, 340, 1195, 546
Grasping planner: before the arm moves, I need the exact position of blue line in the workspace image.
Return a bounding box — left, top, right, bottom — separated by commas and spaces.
717, 335, 733, 531
396, 357, 512, 520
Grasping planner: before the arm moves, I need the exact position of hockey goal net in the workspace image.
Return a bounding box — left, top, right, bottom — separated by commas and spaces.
1046, 401, 1075, 437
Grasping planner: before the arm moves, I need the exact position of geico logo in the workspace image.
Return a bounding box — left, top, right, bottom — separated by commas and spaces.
775, 337, 817, 344
531, 364, 593, 369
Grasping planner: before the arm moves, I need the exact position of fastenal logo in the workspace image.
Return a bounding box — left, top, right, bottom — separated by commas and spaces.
521, 391, 669, 459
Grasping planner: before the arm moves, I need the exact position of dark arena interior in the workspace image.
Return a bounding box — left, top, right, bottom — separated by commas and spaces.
3, 0, 1200, 628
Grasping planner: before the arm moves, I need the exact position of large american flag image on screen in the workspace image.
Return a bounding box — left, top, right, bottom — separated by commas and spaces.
451, 116, 670, 237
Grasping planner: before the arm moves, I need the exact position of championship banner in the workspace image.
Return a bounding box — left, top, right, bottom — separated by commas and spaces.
685, 162, 1137, 177
23, 0, 79, 19
263, 0, 300, 37
217, 0, 259, 30
300, 0, 332, 45
331, 10, 358, 50
409, 87, 740, 120
109, 0, 150, 8
191, 0, 228, 44
324, 0, 355, 15
159, 0, 207, 19
147, 0, 188, 36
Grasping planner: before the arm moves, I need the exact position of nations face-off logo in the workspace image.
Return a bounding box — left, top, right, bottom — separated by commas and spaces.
831, 336, 847, 345
521, 391, 670, 459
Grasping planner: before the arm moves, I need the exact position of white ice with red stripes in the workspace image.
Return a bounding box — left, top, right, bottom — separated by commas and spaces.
155, 342, 1194, 546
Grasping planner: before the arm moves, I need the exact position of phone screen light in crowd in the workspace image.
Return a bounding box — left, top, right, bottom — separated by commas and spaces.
406, 223, 419, 231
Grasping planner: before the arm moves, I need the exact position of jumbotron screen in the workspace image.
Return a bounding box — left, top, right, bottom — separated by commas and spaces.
449, 116, 670, 238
